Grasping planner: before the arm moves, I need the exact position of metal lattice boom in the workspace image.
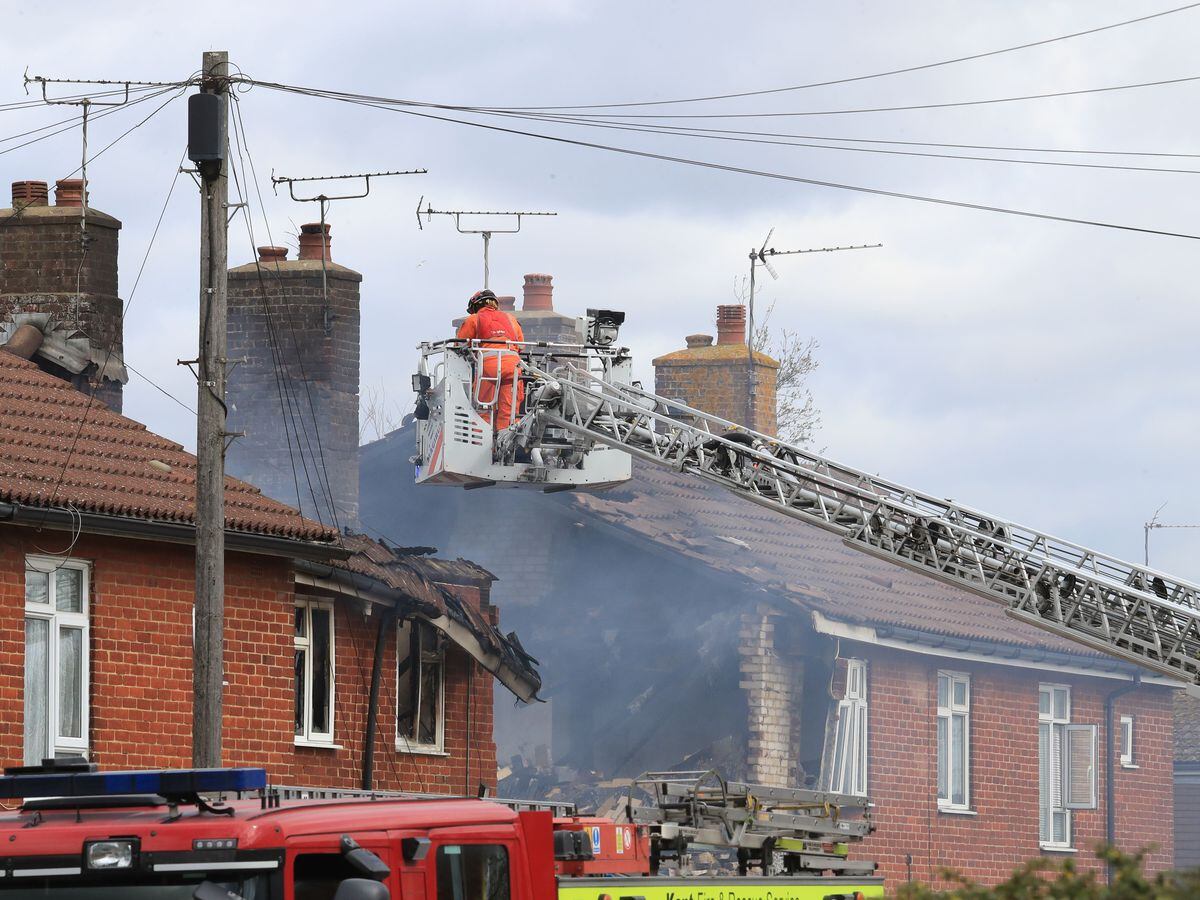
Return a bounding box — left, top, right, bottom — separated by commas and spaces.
523, 359, 1200, 687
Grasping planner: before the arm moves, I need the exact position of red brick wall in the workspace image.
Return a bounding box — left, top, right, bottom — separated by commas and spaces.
851, 645, 1174, 889
0, 527, 496, 793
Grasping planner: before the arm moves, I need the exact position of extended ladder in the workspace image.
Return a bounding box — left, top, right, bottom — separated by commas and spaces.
629, 770, 873, 876
519, 357, 1200, 687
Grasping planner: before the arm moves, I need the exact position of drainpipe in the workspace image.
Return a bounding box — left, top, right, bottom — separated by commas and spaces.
1105, 671, 1141, 884
362, 605, 398, 791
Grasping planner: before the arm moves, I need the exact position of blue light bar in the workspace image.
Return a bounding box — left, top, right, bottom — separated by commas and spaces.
0, 768, 267, 800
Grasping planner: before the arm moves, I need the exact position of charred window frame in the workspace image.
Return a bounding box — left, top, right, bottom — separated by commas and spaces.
397, 618, 445, 753
24, 556, 90, 764
294, 599, 336, 746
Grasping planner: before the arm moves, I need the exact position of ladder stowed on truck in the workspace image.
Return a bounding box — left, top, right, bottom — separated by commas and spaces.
412, 310, 1200, 689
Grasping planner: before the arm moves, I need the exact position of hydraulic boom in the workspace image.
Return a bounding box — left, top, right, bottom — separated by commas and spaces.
413, 319, 1200, 688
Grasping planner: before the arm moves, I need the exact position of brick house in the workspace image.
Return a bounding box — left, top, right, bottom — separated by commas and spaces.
0, 178, 539, 795
358, 279, 1182, 887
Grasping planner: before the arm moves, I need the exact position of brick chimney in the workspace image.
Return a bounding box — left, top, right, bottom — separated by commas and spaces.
0, 178, 126, 410
652, 304, 779, 434
226, 223, 362, 527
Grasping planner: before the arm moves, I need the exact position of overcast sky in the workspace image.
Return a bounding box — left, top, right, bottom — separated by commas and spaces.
3, 1, 1200, 580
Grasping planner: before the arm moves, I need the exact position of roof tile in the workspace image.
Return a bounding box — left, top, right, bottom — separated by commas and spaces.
0, 352, 335, 542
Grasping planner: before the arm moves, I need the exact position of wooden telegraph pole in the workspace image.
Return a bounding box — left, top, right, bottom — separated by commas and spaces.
191, 50, 230, 767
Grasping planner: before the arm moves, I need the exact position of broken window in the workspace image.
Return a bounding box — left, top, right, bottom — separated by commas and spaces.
936, 671, 970, 810
24, 557, 89, 764
821, 658, 868, 797
295, 600, 335, 745
397, 618, 444, 752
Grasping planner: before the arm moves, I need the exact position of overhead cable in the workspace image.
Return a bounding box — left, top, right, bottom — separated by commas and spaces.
259, 85, 1200, 241
488, 2, 1200, 110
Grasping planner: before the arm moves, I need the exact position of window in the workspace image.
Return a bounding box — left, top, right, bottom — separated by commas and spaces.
1038, 684, 1097, 849
294, 600, 335, 744
823, 658, 868, 797
294, 852, 362, 900
397, 618, 444, 752
24, 557, 89, 765
937, 671, 970, 809
435, 844, 509, 900
1120, 715, 1136, 767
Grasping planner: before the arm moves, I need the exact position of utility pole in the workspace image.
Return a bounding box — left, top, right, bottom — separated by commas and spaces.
192, 50, 229, 768
745, 234, 881, 431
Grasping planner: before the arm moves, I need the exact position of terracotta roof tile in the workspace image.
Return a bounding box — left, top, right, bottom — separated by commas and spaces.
0, 352, 335, 543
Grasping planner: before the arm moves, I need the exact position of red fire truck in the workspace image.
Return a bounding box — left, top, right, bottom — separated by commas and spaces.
0, 763, 881, 900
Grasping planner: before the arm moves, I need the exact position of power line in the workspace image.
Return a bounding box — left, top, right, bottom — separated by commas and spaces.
465, 108, 1200, 175
256, 82, 1200, 241
485, 72, 1200, 120
487, 2, 1200, 110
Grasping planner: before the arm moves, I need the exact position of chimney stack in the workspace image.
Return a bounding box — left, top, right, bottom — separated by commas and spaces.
227, 220, 362, 527
496, 295, 516, 312
1, 177, 124, 410
653, 305, 779, 434
11, 181, 48, 208
298, 222, 332, 261
522, 273, 554, 311
715, 304, 746, 345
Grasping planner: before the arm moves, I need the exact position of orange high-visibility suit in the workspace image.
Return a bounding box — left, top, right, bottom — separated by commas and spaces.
457, 306, 525, 430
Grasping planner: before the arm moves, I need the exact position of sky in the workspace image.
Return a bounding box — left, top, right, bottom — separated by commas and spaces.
3, 1, 1200, 579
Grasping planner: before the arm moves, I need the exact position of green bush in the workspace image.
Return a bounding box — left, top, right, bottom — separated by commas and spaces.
893, 846, 1200, 898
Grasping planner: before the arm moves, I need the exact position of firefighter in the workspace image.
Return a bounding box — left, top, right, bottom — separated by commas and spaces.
457, 289, 526, 431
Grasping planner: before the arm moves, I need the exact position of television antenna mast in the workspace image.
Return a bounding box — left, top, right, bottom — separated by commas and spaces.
1144, 502, 1200, 566
744, 233, 882, 430
416, 198, 556, 289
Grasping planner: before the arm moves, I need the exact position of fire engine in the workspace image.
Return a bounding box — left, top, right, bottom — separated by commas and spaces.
412, 310, 1200, 689
0, 762, 882, 900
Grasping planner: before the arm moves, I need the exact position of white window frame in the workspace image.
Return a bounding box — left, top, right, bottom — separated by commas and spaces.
1038, 683, 1097, 849
1119, 715, 1136, 768
823, 658, 868, 797
936, 670, 970, 810
395, 618, 446, 755
294, 599, 336, 747
24, 556, 90, 764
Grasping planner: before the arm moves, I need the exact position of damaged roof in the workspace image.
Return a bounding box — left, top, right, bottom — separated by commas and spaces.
569, 461, 1108, 657
0, 351, 336, 544
327, 533, 541, 702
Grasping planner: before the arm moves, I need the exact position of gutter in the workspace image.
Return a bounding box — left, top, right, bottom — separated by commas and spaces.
293, 560, 541, 704
811, 611, 1179, 685
0, 501, 347, 562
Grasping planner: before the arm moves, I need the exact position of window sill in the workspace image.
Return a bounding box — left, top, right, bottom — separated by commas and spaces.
1040, 844, 1077, 854
294, 739, 343, 750
937, 805, 977, 816
1120, 763, 1140, 770
395, 743, 448, 757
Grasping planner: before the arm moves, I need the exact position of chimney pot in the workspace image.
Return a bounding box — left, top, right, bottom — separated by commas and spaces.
298, 222, 332, 261
522, 273, 554, 311
54, 178, 86, 208
2, 323, 44, 360
495, 295, 516, 312
685, 333, 714, 349
715, 304, 747, 346
258, 245, 288, 263
11, 180, 49, 209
